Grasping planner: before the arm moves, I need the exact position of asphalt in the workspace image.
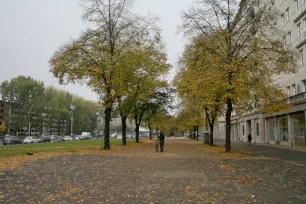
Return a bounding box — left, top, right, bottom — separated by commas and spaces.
213, 138, 306, 165
0, 139, 306, 203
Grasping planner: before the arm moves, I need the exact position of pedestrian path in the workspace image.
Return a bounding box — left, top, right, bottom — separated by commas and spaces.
0, 139, 305, 203
214, 139, 306, 165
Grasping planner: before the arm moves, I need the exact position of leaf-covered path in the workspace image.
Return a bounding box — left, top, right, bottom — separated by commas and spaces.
1, 139, 306, 203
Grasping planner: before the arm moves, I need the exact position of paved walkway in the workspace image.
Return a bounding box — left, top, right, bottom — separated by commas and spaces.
213, 139, 306, 165
0, 139, 306, 203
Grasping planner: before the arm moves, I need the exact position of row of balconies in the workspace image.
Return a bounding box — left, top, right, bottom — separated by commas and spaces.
287, 91, 306, 104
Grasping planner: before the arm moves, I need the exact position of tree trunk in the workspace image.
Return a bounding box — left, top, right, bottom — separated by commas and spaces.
135, 123, 140, 143
193, 126, 196, 140
209, 123, 214, 146
225, 99, 233, 152
196, 126, 199, 141
104, 107, 112, 150
121, 115, 127, 146
149, 123, 152, 140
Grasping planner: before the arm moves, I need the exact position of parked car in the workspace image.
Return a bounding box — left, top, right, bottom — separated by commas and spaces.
111, 132, 117, 138
4, 133, 15, 137
127, 134, 135, 139
39, 135, 51, 143
116, 135, 122, 139
50, 135, 63, 143
63, 136, 73, 141
3, 135, 23, 145
81, 132, 92, 140
23, 136, 39, 144
72, 135, 80, 141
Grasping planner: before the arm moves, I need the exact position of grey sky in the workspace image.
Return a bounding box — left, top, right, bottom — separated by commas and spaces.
0, 0, 192, 101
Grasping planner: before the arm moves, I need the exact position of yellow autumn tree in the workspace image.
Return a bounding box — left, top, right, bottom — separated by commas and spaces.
180, 0, 297, 152
50, 0, 159, 149
0, 121, 6, 134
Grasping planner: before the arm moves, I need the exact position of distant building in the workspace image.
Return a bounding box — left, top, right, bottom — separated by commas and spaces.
0, 100, 67, 136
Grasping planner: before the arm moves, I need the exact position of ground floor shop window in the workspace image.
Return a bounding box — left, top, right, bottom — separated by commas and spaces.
279, 117, 288, 141
293, 115, 305, 147
256, 123, 259, 136
235, 124, 239, 139
268, 118, 275, 141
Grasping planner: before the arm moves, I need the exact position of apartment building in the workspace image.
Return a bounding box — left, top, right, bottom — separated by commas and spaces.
214, 0, 306, 147
0, 100, 67, 136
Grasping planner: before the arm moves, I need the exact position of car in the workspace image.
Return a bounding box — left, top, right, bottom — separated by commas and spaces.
116, 135, 122, 139
63, 136, 73, 141
111, 132, 117, 138
3, 135, 23, 145
81, 132, 92, 140
50, 135, 63, 143
127, 134, 135, 139
4, 133, 16, 137
39, 135, 51, 143
72, 135, 80, 141
23, 136, 39, 144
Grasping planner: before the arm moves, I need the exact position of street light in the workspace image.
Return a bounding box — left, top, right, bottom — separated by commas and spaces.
70, 104, 75, 135
96, 112, 100, 137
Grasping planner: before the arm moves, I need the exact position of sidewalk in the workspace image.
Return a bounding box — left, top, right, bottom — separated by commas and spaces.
213, 139, 306, 165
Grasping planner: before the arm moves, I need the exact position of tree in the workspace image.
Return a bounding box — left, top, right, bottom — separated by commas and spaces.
112, 31, 169, 145
50, 0, 158, 149
0, 76, 45, 134
132, 86, 172, 143
0, 121, 6, 134
180, 0, 296, 152
174, 35, 225, 146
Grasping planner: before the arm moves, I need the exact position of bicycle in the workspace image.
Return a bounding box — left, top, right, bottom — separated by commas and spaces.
155, 140, 160, 152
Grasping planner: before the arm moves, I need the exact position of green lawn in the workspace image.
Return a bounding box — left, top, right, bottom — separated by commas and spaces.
0, 139, 136, 158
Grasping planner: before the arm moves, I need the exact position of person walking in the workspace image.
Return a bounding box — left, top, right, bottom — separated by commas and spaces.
158, 131, 165, 152
248, 134, 252, 146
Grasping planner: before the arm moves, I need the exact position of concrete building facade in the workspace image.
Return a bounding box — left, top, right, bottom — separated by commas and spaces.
214, 0, 306, 148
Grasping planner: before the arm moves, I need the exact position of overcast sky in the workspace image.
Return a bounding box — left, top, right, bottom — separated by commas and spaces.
0, 0, 192, 101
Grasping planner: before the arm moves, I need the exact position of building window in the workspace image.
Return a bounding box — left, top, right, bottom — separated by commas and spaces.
283, 36, 286, 46
268, 118, 275, 141
303, 80, 306, 92
256, 123, 259, 136
295, 0, 299, 11
292, 84, 296, 95
293, 115, 305, 147
281, 13, 285, 26
243, 125, 244, 135
287, 86, 291, 96
287, 32, 292, 45
279, 117, 288, 141
298, 23, 302, 37
285, 8, 289, 22
299, 49, 304, 65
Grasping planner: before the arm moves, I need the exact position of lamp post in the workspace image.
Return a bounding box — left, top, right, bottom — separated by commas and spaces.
96, 112, 100, 138
41, 113, 47, 135
70, 104, 75, 136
